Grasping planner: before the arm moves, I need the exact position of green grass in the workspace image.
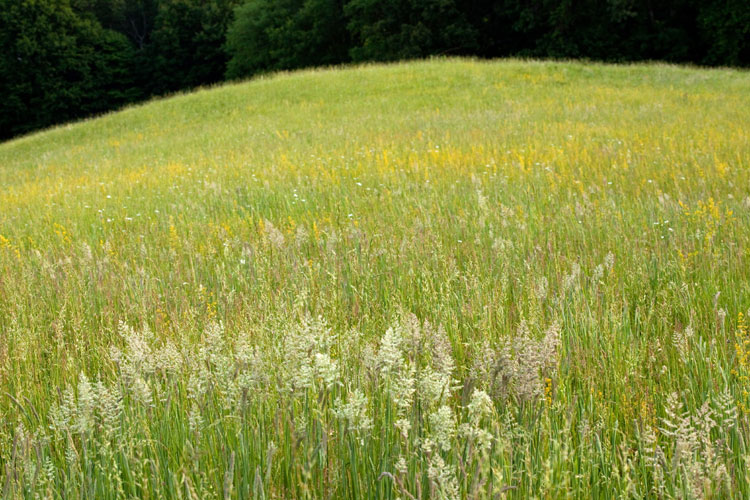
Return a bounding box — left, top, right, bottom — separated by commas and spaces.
1, 58, 750, 499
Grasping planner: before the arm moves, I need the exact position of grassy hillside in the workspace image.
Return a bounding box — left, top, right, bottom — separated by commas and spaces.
1, 58, 749, 499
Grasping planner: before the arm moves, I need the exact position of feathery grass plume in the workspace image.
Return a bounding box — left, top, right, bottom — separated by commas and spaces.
48, 387, 77, 437
280, 315, 339, 394
263, 218, 285, 249
75, 374, 96, 434
428, 405, 456, 452
510, 334, 543, 402
477, 189, 489, 228
592, 264, 604, 283
234, 338, 268, 394
713, 388, 737, 431
395, 456, 408, 475
717, 308, 727, 332
466, 389, 493, 426
513, 320, 561, 403
656, 392, 734, 498
376, 326, 405, 377
418, 365, 455, 408
325, 228, 339, 255
295, 224, 309, 247
468, 320, 562, 405
402, 313, 426, 359
694, 401, 729, 497
93, 378, 121, 437
458, 389, 494, 454
672, 324, 694, 363
188, 403, 203, 437
492, 236, 513, 252
604, 250, 615, 269
470, 340, 512, 401
391, 364, 417, 413
563, 262, 581, 292
395, 417, 412, 440
111, 321, 155, 380
153, 340, 183, 375
179, 322, 236, 407
312, 353, 339, 390
334, 389, 373, 435
535, 277, 549, 301
48, 372, 122, 440
642, 424, 667, 497
427, 454, 459, 500
660, 392, 697, 461
130, 376, 153, 407
733, 313, 750, 413
541, 321, 562, 374
428, 322, 455, 378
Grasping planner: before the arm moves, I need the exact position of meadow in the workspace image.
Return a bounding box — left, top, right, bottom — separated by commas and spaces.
1, 58, 749, 499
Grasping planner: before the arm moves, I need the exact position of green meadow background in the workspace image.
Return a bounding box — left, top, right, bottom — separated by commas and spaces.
1, 59, 750, 498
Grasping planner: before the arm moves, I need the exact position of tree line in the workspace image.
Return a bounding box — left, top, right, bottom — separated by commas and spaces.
1, 0, 748, 140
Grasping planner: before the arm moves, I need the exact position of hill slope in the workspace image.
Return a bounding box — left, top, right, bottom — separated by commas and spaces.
1, 59, 750, 498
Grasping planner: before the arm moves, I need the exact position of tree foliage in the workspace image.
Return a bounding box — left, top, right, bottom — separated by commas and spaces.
150, 0, 240, 93
225, 0, 348, 79
0, 0, 139, 139
344, 0, 477, 62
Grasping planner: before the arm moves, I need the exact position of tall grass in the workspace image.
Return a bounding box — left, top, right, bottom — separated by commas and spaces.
1, 58, 749, 498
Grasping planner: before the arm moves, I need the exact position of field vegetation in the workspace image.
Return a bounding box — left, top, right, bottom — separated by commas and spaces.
1, 59, 750, 498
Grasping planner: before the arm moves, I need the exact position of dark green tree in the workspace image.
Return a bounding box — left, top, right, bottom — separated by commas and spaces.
225, 0, 349, 79
0, 0, 139, 139
150, 0, 240, 93
344, 0, 478, 61
697, 0, 750, 66
73, 0, 159, 49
